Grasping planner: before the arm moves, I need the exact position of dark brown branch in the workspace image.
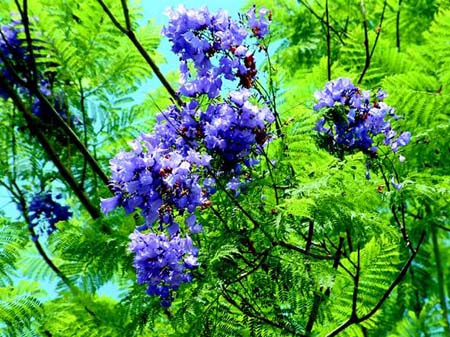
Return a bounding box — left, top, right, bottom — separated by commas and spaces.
369, 1, 387, 60
0, 49, 111, 188
435, 224, 450, 232
305, 292, 322, 334
32, 89, 110, 187
78, 79, 89, 190
16, 0, 38, 85
0, 73, 102, 220
120, 0, 132, 31
356, 0, 389, 84
227, 250, 270, 285
326, 231, 426, 337
305, 220, 315, 253
96, 0, 183, 106
396, 0, 403, 51
357, 0, 370, 85
346, 228, 353, 252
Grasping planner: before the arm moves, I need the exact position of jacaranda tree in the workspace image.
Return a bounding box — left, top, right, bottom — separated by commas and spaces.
0, 0, 449, 336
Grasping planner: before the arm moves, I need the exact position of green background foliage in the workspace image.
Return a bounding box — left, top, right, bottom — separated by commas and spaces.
0, 0, 449, 336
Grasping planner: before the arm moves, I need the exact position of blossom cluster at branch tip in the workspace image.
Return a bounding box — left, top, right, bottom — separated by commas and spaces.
129, 231, 198, 307
101, 5, 274, 306
162, 5, 271, 97
314, 78, 411, 157
27, 193, 72, 236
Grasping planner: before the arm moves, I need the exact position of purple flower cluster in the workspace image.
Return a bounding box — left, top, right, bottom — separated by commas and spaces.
162, 5, 271, 97
101, 6, 274, 306
27, 193, 72, 236
201, 89, 274, 183
101, 90, 273, 230
129, 230, 198, 307
314, 78, 411, 157
101, 132, 211, 236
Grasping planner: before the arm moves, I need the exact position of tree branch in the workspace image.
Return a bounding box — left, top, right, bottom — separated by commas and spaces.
15, 0, 38, 85
369, 1, 387, 60
326, 231, 426, 337
396, 0, 403, 52
0, 49, 111, 189
277, 240, 334, 260
96, 0, 183, 106
356, 0, 389, 84
0, 73, 102, 220
8, 179, 73, 289
297, 0, 347, 45
357, 0, 370, 85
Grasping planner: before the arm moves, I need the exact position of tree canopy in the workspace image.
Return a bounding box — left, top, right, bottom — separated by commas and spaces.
0, 0, 449, 336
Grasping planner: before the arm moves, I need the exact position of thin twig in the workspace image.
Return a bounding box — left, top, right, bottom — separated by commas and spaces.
221, 287, 296, 334
306, 237, 344, 335
377, 160, 415, 253
258, 146, 280, 205
356, 0, 391, 83
258, 50, 282, 138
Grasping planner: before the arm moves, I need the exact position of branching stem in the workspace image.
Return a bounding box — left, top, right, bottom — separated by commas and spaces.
326, 231, 426, 337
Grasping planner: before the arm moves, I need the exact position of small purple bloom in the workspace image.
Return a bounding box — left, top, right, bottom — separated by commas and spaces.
391, 177, 402, 190
314, 78, 411, 159
100, 195, 121, 214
